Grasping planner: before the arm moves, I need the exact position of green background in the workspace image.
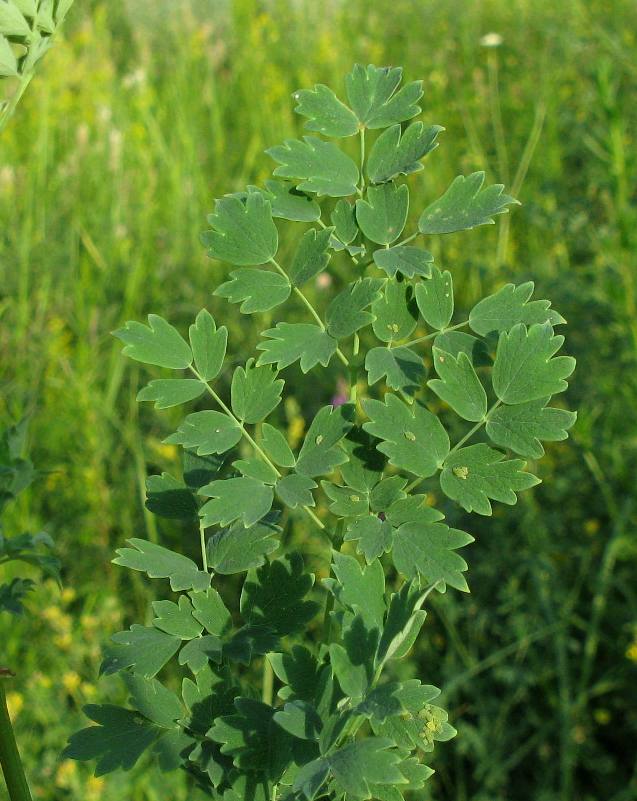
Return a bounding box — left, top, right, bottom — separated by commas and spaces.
1, 0, 636, 799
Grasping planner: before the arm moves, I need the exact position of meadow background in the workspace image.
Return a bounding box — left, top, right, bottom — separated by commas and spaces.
1, 0, 637, 799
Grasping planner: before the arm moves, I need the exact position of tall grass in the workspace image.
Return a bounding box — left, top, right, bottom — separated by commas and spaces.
1, 0, 636, 798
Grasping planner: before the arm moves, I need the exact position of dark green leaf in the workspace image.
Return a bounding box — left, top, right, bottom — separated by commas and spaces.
376, 581, 428, 666
440, 443, 540, 515
372, 280, 418, 343
344, 515, 394, 564
486, 397, 577, 458
288, 227, 333, 287
331, 200, 358, 245
113, 538, 209, 592
428, 347, 487, 422
329, 614, 377, 699
293, 756, 330, 801
268, 646, 322, 702
202, 192, 278, 265
215, 269, 291, 313
418, 171, 518, 235
152, 596, 203, 639
329, 552, 385, 630
274, 700, 323, 741
206, 515, 280, 574
393, 520, 473, 592
415, 266, 454, 330
365, 346, 425, 396
356, 183, 409, 246
346, 64, 423, 128
469, 281, 566, 335
373, 245, 433, 279
267, 136, 359, 197
101, 625, 180, 678
137, 379, 205, 409
326, 278, 384, 339
258, 323, 338, 373
199, 476, 274, 527
122, 674, 183, 728
296, 404, 355, 477
492, 322, 576, 404
262, 179, 321, 222
153, 729, 194, 773
339, 427, 385, 493
293, 83, 359, 137
189, 309, 227, 381
178, 636, 223, 672
321, 481, 368, 517
231, 359, 284, 423
367, 122, 443, 183
328, 737, 407, 798
114, 314, 192, 369
190, 588, 232, 635
276, 474, 317, 509
165, 411, 241, 456
362, 395, 449, 477
145, 473, 197, 519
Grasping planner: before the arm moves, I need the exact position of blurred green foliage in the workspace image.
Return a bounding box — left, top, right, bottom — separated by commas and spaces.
0, 0, 636, 799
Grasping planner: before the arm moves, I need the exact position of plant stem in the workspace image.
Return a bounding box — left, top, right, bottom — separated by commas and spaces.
262, 658, 274, 705
395, 232, 418, 247
0, 678, 33, 801
359, 127, 366, 195
402, 320, 470, 349
269, 258, 349, 367
198, 520, 208, 572
0, 73, 34, 136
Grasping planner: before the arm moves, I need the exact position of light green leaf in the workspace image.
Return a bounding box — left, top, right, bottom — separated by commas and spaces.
0, 35, 18, 77
114, 314, 192, 369
206, 515, 280, 574
137, 379, 205, 409
376, 580, 428, 666
363, 395, 449, 478
288, 227, 332, 287
328, 738, 407, 797
202, 192, 278, 266
329, 552, 385, 630
152, 596, 203, 639
367, 122, 444, 183
215, 269, 290, 313
101, 625, 180, 678
273, 700, 322, 741
293, 83, 359, 137
372, 280, 418, 343
344, 515, 395, 564
428, 347, 487, 422
189, 588, 232, 636
331, 200, 358, 245
393, 520, 473, 592
188, 309, 227, 381
492, 322, 576, 404
63, 705, 158, 776
295, 404, 355, 477
339, 427, 385, 493
113, 539, 210, 592
326, 277, 384, 339
418, 171, 518, 235
440, 443, 540, 515
257, 323, 337, 373
13, 0, 38, 18
356, 183, 409, 246
178, 636, 223, 672
233, 458, 278, 484
263, 179, 320, 221
329, 614, 377, 699
164, 410, 241, 455
241, 553, 319, 636
275, 473, 317, 509
231, 359, 283, 423
365, 347, 425, 396
469, 281, 566, 335
0, 3, 30, 35
122, 674, 183, 729
486, 397, 577, 458
415, 266, 454, 330
372, 702, 456, 754
373, 245, 433, 279
293, 757, 330, 801
199, 477, 274, 527
386, 495, 444, 527
321, 481, 368, 517
346, 63, 423, 128
261, 423, 296, 468
434, 330, 488, 363
370, 476, 407, 512
356, 679, 440, 723
267, 136, 359, 197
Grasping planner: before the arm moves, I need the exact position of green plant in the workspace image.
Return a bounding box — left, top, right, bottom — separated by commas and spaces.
0, 0, 73, 132
1, 420, 60, 801
65, 64, 576, 799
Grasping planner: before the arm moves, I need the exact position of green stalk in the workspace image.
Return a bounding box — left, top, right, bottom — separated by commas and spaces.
0, 676, 33, 801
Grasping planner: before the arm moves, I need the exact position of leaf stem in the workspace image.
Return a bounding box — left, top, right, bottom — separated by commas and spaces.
0, 72, 34, 136
269, 258, 349, 367
359, 127, 366, 195
395, 232, 418, 247
198, 520, 208, 573
401, 319, 470, 349
0, 677, 33, 801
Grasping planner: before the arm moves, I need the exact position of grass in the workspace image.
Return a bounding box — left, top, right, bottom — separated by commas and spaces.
0, 0, 636, 798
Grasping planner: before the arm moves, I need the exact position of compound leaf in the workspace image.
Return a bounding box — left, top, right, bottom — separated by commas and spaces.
215, 269, 291, 313
293, 83, 359, 137
328, 737, 407, 797
346, 63, 423, 128
371, 280, 418, 343
206, 515, 280, 574
261, 423, 296, 468
152, 596, 203, 640
415, 266, 454, 330
392, 521, 473, 592
267, 136, 359, 197
202, 192, 278, 266
329, 552, 385, 630
257, 323, 337, 373
295, 404, 355, 477
486, 397, 577, 459
344, 515, 395, 564
288, 227, 333, 287
440, 443, 540, 515
326, 278, 384, 339
114, 314, 192, 370
199, 477, 274, 527
137, 379, 205, 409
101, 625, 180, 679
356, 183, 409, 246
262, 180, 321, 222
418, 171, 518, 235
362, 395, 449, 478
365, 347, 425, 397
367, 122, 443, 183
113, 538, 210, 592
276, 474, 317, 509
144, 473, 197, 519
373, 245, 433, 279
165, 410, 242, 456
492, 322, 576, 404
122, 674, 183, 729
231, 359, 284, 423
428, 347, 487, 422
469, 281, 566, 335
273, 700, 322, 741
189, 309, 227, 381
331, 200, 358, 245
